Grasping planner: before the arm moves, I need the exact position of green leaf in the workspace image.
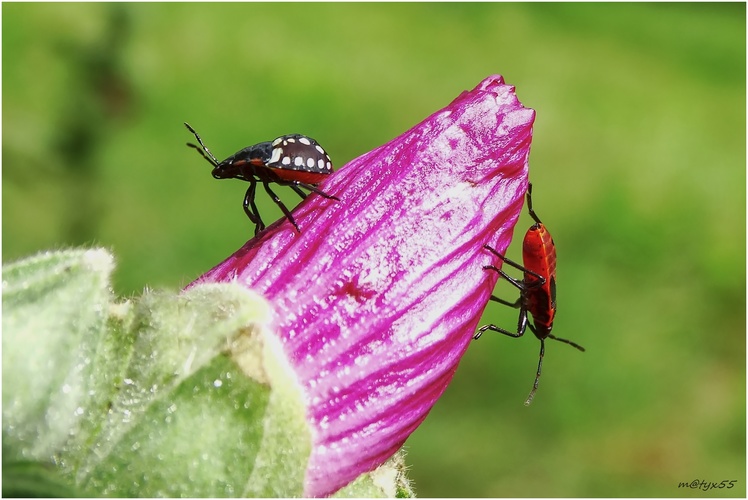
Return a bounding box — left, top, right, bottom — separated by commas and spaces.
2, 248, 311, 497
3, 248, 115, 458
2, 461, 90, 498
334, 451, 415, 498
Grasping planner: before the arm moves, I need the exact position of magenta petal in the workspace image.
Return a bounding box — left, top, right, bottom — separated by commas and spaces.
193, 75, 535, 497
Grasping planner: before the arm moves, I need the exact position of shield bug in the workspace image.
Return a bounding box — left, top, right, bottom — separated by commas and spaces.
185, 123, 339, 235
475, 183, 584, 405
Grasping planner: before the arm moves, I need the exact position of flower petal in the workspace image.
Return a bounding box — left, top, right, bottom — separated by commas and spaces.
193, 75, 535, 497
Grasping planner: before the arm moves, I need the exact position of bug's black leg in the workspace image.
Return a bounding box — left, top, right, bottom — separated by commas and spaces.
474, 308, 529, 340
483, 265, 544, 292
524, 337, 545, 406
293, 181, 340, 201
483, 245, 545, 283
263, 182, 301, 233
489, 294, 521, 308
289, 185, 308, 200
243, 181, 264, 235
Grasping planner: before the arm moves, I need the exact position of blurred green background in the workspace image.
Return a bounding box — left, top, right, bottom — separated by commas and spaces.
3, 3, 745, 497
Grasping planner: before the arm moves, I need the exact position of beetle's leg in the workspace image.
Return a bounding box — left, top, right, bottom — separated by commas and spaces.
474, 307, 529, 340
263, 182, 301, 234
483, 265, 544, 292
243, 181, 264, 236
289, 185, 308, 200
483, 245, 546, 284
488, 294, 521, 308
292, 181, 340, 201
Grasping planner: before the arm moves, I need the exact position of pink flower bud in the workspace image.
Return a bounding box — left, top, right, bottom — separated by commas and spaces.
193, 75, 535, 497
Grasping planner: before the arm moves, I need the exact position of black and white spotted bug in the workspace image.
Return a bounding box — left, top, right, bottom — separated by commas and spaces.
185, 123, 338, 235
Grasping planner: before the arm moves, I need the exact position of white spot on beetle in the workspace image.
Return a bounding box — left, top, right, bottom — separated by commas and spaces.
282, 156, 291, 165
294, 157, 304, 167
287, 137, 296, 143
307, 157, 315, 168
299, 136, 311, 145
269, 147, 283, 164
317, 159, 325, 170
326, 161, 332, 170
315, 145, 325, 154
272, 138, 283, 147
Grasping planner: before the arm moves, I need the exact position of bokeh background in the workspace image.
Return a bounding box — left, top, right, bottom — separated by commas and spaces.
3, 3, 745, 497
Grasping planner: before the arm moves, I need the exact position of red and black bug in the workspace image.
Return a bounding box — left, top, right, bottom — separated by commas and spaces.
185, 123, 339, 235
475, 183, 585, 405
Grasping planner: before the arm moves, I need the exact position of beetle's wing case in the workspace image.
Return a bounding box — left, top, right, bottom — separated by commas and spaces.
266, 134, 334, 179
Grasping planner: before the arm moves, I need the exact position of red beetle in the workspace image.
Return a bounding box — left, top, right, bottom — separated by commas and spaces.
476, 183, 584, 405
185, 123, 339, 235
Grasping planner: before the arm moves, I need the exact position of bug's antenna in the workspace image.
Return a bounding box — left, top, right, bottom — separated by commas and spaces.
548, 334, 586, 352
523, 336, 585, 406
524, 338, 545, 406
184, 122, 219, 166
